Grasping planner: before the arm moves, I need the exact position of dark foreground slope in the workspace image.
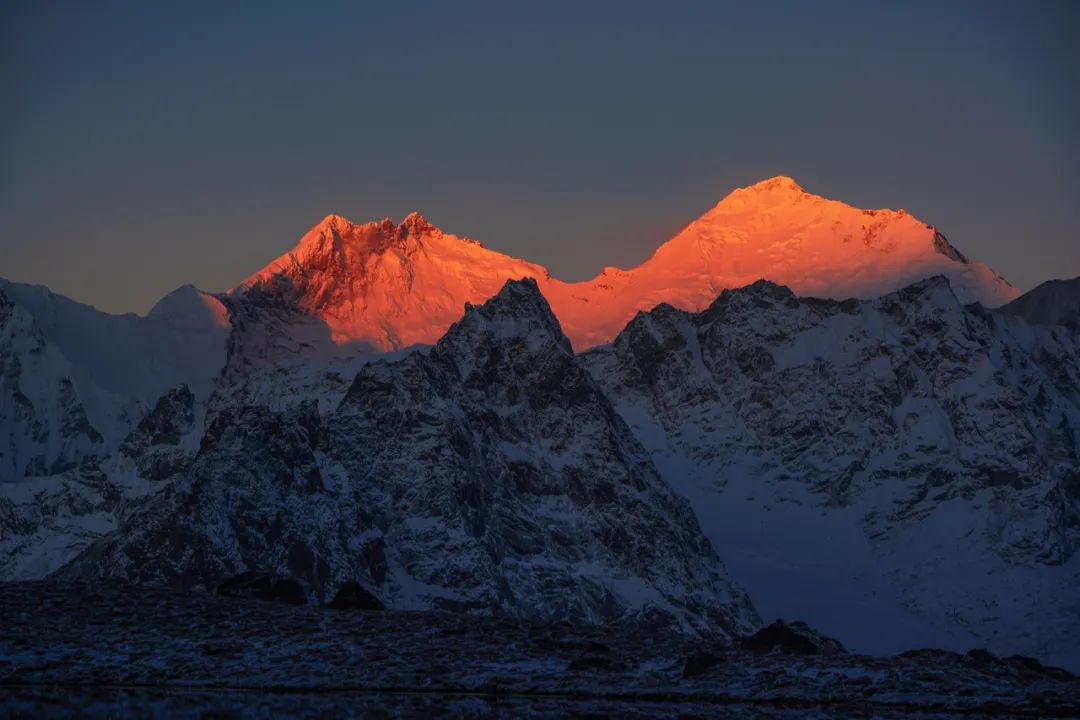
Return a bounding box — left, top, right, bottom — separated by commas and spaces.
2, 582, 1078, 719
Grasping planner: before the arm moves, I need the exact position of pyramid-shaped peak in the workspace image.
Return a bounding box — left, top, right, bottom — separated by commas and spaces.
441, 277, 571, 357
705, 279, 796, 313
316, 213, 359, 231
465, 277, 555, 327
398, 211, 444, 237
888, 274, 962, 308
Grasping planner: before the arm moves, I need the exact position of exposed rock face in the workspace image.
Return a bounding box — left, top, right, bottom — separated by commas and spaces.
327, 580, 384, 611
120, 385, 196, 481
233, 213, 548, 351
216, 572, 306, 605
581, 276, 1080, 667
58, 280, 759, 638
57, 400, 336, 596
739, 620, 846, 656
121, 385, 195, 451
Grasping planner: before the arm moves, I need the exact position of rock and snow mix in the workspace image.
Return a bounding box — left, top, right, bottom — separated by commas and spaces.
581, 278, 1080, 669
0, 177, 1076, 680
230, 176, 1019, 352
56, 279, 758, 638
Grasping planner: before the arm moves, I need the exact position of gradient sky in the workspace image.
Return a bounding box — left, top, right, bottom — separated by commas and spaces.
2, 0, 1077, 314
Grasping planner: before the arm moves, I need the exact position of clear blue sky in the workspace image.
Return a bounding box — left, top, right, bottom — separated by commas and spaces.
2, 0, 1077, 313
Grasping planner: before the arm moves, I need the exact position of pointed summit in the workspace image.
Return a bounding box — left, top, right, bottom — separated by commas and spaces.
400, 211, 434, 233
441, 277, 571, 359
318, 213, 355, 230
743, 175, 806, 194
233, 212, 550, 350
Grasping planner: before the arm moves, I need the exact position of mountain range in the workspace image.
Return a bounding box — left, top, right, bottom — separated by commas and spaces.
2, 177, 1077, 669
233, 175, 1019, 352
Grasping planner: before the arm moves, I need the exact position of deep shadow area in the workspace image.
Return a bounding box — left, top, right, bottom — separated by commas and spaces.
2, 582, 1078, 718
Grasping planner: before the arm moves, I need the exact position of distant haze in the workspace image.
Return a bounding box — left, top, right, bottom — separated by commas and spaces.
1, 1, 1077, 314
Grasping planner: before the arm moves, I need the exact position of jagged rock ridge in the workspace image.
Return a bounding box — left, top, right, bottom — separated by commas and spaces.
581, 275, 1080, 668
58, 279, 759, 638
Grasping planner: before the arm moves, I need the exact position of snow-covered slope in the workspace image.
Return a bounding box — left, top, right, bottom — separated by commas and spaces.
236, 177, 1018, 351
549, 177, 1019, 347
0, 279, 229, 452
0, 288, 104, 481
233, 213, 549, 350
0, 280, 230, 578
60, 279, 759, 637
1000, 277, 1080, 330
581, 277, 1080, 669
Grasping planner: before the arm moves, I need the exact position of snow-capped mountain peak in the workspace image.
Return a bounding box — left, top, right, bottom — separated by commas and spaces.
147, 284, 229, 330
230, 212, 548, 350
541, 176, 1018, 348
400, 210, 436, 233
216, 178, 1019, 352
452, 278, 570, 350
723, 174, 807, 200
655, 177, 977, 273
432, 277, 573, 380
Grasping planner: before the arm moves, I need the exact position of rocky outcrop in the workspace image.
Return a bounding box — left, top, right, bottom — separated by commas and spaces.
58, 279, 759, 638
739, 620, 846, 656
216, 571, 306, 605
581, 276, 1080, 667
120, 385, 196, 480
327, 580, 384, 610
